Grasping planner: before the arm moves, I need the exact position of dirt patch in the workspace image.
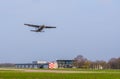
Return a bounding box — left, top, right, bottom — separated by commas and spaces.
23, 70, 82, 73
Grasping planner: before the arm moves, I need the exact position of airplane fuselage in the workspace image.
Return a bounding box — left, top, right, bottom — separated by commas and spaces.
24, 24, 56, 32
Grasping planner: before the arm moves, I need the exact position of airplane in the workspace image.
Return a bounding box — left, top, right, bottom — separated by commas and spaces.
24, 24, 56, 32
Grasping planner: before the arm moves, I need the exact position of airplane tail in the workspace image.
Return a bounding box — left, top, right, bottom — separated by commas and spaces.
30, 30, 38, 32
30, 30, 44, 32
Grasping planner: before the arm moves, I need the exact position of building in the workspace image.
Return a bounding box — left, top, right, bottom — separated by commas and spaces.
15, 61, 48, 69
56, 60, 74, 68
15, 60, 75, 69
32, 61, 47, 64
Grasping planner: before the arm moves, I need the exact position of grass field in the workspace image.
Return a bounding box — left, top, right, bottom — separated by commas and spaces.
0, 69, 120, 79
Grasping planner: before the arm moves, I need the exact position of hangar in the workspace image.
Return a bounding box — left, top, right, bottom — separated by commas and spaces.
15, 61, 48, 69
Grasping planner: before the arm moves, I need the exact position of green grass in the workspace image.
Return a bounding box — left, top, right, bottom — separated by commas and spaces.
0, 69, 120, 79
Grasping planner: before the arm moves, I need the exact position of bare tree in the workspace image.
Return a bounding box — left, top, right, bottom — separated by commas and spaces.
108, 57, 120, 69
73, 55, 120, 69
89, 60, 106, 69
74, 55, 89, 68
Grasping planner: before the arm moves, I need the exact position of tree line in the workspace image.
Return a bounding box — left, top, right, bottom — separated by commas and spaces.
74, 55, 120, 69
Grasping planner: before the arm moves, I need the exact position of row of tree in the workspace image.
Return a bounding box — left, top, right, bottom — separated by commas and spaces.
74, 55, 120, 69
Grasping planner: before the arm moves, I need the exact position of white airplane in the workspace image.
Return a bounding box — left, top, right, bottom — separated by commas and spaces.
24, 24, 56, 32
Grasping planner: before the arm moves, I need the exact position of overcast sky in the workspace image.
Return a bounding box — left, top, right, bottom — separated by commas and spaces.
0, 0, 120, 63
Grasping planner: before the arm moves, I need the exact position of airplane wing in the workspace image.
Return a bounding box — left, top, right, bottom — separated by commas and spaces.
24, 24, 39, 28
45, 26, 56, 28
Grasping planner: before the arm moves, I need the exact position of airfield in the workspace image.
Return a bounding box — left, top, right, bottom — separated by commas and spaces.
0, 68, 120, 79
